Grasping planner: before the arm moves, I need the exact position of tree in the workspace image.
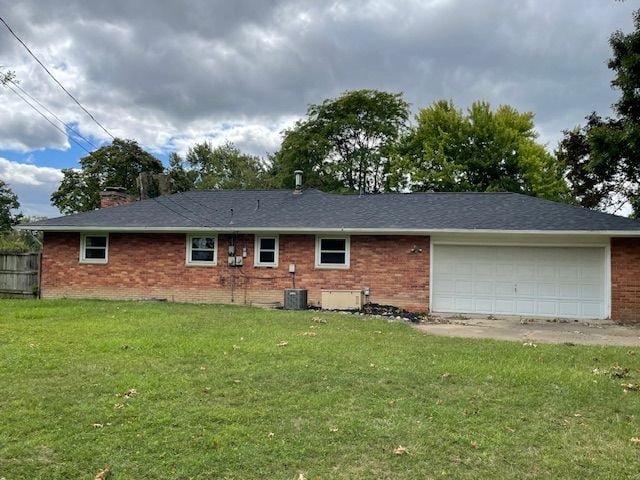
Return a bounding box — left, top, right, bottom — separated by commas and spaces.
0, 180, 22, 232
270, 89, 410, 193
51, 138, 164, 214
169, 141, 267, 191
559, 9, 640, 215
391, 100, 569, 201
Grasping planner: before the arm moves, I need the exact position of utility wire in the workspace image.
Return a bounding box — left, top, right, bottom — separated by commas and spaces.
152, 196, 208, 226
3, 82, 92, 154
8, 78, 99, 150
0, 15, 115, 140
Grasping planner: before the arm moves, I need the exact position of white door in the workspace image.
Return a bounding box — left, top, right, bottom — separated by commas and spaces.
431, 245, 607, 319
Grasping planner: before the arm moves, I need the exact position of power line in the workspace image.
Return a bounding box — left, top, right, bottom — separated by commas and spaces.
8, 78, 99, 150
0, 15, 115, 140
3, 82, 92, 154
152, 196, 207, 226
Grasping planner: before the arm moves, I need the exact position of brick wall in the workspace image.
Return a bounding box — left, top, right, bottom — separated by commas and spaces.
41, 232, 430, 311
611, 237, 640, 323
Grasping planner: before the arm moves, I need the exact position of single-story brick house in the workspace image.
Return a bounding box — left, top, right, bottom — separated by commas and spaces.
20, 183, 640, 323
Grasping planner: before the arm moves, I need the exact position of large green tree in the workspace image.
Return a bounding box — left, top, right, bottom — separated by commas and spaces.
0, 179, 22, 232
51, 138, 164, 214
167, 141, 267, 191
558, 9, 640, 215
270, 89, 410, 193
391, 100, 568, 201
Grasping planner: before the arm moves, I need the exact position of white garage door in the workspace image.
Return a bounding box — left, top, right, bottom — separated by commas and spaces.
431, 245, 607, 319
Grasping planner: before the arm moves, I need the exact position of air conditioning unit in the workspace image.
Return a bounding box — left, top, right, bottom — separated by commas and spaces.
284, 288, 308, 310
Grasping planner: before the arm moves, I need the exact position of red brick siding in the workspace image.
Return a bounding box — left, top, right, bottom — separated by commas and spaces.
611, 237, 640, 323
42, 232, 430, 311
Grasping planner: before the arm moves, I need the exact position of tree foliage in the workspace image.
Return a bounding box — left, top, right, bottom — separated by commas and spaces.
391, 100, 568, 201
0, 179, 22, 232
167, 142, 267, 191
270, 89, 409, 193
559, 9, 640, 215
51, 138, 164, 214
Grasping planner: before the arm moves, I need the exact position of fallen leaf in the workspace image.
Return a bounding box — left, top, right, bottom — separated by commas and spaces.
573, 413, 582, 417
92, 423, 104, 428
123, 388, 137, 399
394, 445, 408, 455
631, 437, 640, 444
113, 403, 126, 409
622, 383, 640, 392
470, 441, 479, 449
277, 341, 288, 347
267, 432, 275, 438
94, 466, 111, 480
297, 473, 307, 480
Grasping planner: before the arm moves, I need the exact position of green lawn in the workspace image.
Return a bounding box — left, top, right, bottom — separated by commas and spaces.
1, 300, 639, 479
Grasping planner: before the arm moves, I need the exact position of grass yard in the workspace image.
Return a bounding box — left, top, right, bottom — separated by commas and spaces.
1, 300, 640, 479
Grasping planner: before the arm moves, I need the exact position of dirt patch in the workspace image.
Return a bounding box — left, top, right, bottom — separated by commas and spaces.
415, 316, 640, 347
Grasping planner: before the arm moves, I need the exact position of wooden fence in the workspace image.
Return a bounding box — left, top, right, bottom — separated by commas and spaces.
0, 251, 41, 298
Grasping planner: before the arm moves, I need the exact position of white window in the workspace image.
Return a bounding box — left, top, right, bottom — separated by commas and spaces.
255, 235, 279, 267
315, 236, 350, 269
186, 234, 217, 266
80, 233, 108, 264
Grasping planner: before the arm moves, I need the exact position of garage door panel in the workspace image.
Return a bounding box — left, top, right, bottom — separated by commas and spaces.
581, 284, 603, 300
516, 301, 535, 315
432, 245, 606, 319
536, 265, 556, 278
559, 284, 580, 298
581, 303, 603, 318
474, 281, 493, 295
517, 282, 536, 296
538, 283, 557, 297
495, 282, 515, 295
516, 264, 535, 278
474, 299, 494, 312
537, 301, 557, 316
558, 302, 579, 316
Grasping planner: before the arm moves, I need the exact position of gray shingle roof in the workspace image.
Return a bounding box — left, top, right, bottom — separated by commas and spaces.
21, 189, 640, 232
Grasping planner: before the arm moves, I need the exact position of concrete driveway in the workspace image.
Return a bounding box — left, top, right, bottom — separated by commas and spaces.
415, 316, 640, 347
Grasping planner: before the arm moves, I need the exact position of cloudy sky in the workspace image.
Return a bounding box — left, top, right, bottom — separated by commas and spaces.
0, 0, 637, 217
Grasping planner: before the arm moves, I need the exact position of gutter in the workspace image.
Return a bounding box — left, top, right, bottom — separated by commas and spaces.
15, 225, 640, 236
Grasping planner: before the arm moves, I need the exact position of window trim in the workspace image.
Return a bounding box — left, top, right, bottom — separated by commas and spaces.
79, 233, 109, 264
186, 233, 218, 266
315, 235, 350, 269
254, 235, 279, 268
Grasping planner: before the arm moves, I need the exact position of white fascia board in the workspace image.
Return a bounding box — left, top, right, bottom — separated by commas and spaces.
15, 224, 640, 236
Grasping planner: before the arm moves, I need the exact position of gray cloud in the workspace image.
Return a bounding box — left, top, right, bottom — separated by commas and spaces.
0, 0, 636, 158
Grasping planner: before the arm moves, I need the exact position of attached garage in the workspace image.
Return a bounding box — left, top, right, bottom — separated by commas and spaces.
431, 244, 609, 319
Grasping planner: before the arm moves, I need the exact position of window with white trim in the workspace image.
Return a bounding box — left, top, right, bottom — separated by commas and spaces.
80, 234, 108, 264
255, 236, 279, 267
186, 234, 217, 266
315, 236, 350, 268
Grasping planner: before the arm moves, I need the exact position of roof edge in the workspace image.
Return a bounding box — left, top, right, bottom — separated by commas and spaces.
16, 225, 640, 236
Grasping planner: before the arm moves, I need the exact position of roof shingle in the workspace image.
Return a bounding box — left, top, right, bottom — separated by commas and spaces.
22, 189, 640, 232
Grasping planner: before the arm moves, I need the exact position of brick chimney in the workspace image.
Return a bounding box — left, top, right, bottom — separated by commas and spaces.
99, 187, 136, 208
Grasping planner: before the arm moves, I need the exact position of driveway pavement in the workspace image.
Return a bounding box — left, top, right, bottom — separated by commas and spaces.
415, 316, 640, 347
